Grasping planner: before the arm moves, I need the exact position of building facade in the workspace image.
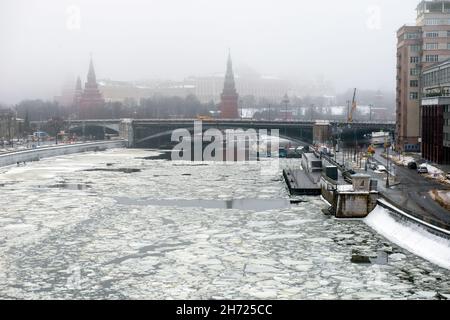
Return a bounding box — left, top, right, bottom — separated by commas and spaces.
396, 0, 450, 152
421, 59, 450, 164
0, 110, 21, 142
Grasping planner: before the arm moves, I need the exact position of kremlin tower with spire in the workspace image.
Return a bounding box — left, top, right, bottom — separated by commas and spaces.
74, 55, 105, 119
219, 52, 239, 119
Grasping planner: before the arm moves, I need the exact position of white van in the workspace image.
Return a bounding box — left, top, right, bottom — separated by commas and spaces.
417, 164, 428, 174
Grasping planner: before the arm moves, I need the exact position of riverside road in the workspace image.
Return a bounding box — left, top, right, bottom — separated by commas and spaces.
371, 150, 450, 227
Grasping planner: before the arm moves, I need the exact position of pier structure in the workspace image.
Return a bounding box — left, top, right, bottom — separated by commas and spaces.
283, 149, 379, 218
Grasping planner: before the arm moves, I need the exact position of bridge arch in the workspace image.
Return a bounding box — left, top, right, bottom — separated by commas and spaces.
134, 126, 310, 148
68, 124, 120, 140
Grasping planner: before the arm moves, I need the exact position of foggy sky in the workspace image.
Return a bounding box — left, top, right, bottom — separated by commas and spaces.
0, 0, 419, 104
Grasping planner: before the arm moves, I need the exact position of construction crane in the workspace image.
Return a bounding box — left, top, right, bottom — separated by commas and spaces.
348, 88, 357, 123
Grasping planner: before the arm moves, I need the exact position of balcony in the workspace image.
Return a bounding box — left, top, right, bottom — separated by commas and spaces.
423, 92, 443, 98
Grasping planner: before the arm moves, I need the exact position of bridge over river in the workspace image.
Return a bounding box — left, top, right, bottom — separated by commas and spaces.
52, 119, 394, 148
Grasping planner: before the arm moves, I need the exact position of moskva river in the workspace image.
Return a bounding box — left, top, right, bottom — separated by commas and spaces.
0, 149, 449, 299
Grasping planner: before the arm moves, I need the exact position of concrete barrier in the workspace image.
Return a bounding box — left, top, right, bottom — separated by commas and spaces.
377, 198, 450, 239
0, 140, 126, 168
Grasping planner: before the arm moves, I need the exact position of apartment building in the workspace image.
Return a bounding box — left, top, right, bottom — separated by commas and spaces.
396, 0, 450, 152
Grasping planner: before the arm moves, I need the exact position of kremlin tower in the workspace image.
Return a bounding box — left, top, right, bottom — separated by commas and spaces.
75, 55, 105, 119
219, 52, 239, 119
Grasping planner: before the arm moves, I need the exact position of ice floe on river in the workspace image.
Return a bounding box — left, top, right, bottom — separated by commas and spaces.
0, 149, 449, 299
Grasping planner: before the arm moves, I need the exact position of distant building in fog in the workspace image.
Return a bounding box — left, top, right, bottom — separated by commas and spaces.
0, 109, 22, 140
54, 75, 76, 107
95, 73, 290, 105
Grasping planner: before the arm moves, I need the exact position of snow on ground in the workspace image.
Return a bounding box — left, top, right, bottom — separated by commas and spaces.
424, 164, 444, 176
365, 205, 450, 270
337, 185, 354, 192
386, 153, 449, 184
436, 190, 450, 204
388, 155, 416, 167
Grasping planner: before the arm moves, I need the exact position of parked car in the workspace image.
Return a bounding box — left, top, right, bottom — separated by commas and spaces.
376, 165, 387, 172
417, 164, 428, 174
407, 161, 418, 170
33, 131, 49, 140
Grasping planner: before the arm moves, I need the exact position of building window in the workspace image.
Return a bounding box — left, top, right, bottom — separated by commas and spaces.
406, 32, 421, 39
425, 54, 439, 62
409, 92, 419, 100
410, 56, 420, 63
426, 18, 450, 25
410, 80, 419, 87
410, 44, 421, 52
425, 43, 439, 50
425, 31, 439, 38
426, 19, 439, 25
410, 68, 420, 76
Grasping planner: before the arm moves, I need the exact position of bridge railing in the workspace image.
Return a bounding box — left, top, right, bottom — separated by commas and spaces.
60, 118, 395, 126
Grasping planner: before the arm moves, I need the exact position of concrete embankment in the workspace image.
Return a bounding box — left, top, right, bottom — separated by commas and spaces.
365, 200, 450, 270
0, 140, 126, 167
